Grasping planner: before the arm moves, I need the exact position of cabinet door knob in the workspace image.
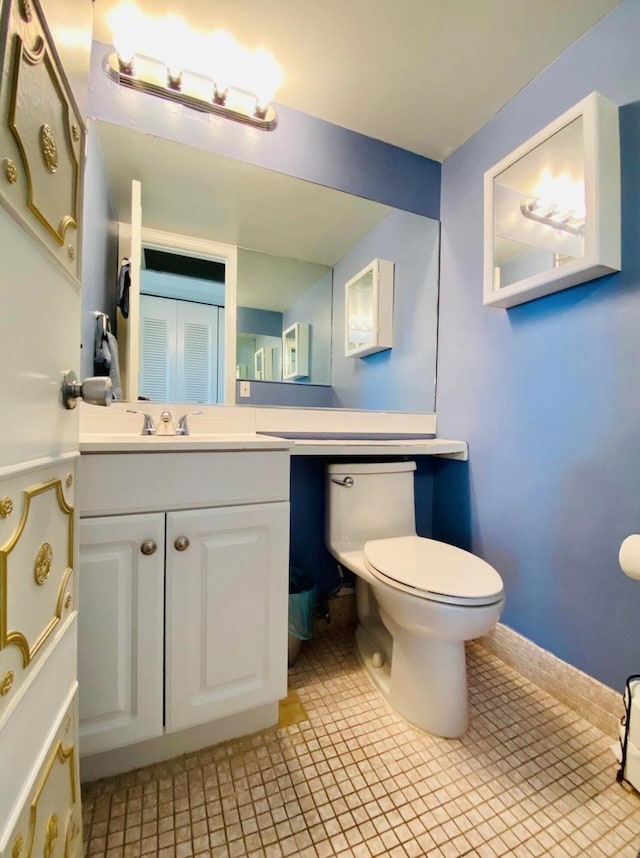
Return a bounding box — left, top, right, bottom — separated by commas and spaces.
140, 540, 157, 556
174, 536, 190, 552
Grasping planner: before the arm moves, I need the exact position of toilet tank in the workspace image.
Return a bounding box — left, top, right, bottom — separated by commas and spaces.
326, 461, 417, 552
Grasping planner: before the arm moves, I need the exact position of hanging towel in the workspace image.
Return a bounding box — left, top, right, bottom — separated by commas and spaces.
106, 330, 122, 400
117, 258, 131, 319
93, 314, 111, 376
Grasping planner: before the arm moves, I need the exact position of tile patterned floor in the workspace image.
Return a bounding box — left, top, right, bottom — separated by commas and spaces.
82, 629, 640, 857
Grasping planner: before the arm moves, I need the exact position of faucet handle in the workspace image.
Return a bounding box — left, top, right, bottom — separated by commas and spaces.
126, 409, 155, 435
176, 411, 204, 436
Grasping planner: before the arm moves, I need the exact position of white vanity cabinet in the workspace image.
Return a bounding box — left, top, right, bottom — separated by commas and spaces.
77, 449, 290, 761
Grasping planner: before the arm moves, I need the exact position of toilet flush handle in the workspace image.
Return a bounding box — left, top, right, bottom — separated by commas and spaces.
331, 476, 353, 487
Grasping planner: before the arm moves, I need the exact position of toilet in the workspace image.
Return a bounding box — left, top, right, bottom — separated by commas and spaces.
326, 461, 504, 738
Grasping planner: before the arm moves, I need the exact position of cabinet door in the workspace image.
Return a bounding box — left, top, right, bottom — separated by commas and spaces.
78, 514, 164, 755
165, 503, 289, 733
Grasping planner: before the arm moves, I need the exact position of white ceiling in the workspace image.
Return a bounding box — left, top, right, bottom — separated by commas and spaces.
95, 120, 391, 267
92, 0, 620, 161
95, 120, 391, 310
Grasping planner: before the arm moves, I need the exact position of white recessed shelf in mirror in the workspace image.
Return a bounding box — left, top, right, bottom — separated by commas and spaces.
345, 258, 394, 357
483, 91, 620, 309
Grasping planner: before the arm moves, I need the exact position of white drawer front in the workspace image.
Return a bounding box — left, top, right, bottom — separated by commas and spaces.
79, 450, 290, 516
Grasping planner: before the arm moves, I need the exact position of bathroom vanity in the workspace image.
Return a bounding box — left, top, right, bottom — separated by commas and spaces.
77, 404, 467, 779
77, 436, 291, 779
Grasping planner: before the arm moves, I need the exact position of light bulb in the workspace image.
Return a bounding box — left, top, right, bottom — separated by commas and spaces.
250, 48, 284, 115
161, 14, 191, 86
108, 2, 142, 71
534, 168, 585, 219
208, 30, 240, 100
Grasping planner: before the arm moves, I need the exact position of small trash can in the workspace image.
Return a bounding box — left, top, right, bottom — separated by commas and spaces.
288, 567, 317, 666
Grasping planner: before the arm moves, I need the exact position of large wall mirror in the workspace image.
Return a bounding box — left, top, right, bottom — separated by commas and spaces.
88, 117, 439, 411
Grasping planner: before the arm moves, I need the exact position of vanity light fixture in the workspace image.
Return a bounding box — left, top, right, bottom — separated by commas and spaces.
520, 197, 586, 236
520, 170, 586, 236
105, 3, 283, 130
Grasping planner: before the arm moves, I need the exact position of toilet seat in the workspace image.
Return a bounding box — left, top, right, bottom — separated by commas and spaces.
364, 535, 504, 607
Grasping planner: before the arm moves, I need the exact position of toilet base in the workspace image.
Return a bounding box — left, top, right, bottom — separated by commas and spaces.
386, 618, 468, 738
355, 619, 468, 738
355, 624, 392, 699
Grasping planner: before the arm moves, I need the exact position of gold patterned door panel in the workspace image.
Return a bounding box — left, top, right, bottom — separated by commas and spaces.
0, 459, 76, 723
1, 691, 81, 858
0, 0, 84, 283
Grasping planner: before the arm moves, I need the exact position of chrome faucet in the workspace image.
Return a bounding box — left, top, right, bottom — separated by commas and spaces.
155, 411, 177, 436
127, 409, 156, 435
127, 409, 203, 436
176, 411, 203, 436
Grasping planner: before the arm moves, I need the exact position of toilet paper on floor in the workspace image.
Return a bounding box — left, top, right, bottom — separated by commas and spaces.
619, 534, 640, 580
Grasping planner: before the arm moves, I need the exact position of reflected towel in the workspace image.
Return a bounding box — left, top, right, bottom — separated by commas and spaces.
106, 331, 122, 400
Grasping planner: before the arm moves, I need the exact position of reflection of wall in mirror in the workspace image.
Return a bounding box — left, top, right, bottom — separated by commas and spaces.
332, 210, 440, 412
237, 307, 282, 382
283, 271, 332, 386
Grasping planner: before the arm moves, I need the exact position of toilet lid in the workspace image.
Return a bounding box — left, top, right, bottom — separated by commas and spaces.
364, 536, 503, 605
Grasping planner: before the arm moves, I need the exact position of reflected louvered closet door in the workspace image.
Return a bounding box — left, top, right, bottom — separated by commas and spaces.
139, 295, 220, 402
176, 302, 220, 402
139, 295, 176, 400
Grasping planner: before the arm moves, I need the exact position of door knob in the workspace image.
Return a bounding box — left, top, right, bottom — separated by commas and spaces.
140, 540, 157, 556
174, 536, 190, 552
61, 371, 112, 409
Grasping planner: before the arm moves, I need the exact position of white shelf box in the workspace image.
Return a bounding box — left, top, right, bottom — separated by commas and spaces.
345, 258, 394, 358
282, 322, 309, 380
254, 346, 274, 381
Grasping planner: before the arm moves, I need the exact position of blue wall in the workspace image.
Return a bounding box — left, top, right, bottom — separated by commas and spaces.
283, 271, 333, 386
80, 125, 119, 378
436, 0, 640, 691
141, 270, 225, 306
236, 380, 337, 408
332, 209, 440, 411
89, 42, 441, 219
237, 306, 283, 337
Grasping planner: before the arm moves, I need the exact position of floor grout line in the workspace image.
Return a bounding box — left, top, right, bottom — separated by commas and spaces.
82, 628, 640, 858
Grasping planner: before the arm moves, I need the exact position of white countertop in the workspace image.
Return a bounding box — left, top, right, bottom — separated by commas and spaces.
79, 433, 468, 459
78, 403, 467, 459
79, 433, 293, 453
289, 438, 468, 458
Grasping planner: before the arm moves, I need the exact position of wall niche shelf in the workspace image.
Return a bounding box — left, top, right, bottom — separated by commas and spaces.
345, 258, 394, 358
282, 323, 309, 380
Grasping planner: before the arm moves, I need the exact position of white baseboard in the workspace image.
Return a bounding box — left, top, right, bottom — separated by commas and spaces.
478, 623, 621, 738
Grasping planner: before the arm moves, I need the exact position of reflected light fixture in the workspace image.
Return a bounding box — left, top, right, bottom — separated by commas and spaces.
520, 169, 586, 236
105, 3, 283, 130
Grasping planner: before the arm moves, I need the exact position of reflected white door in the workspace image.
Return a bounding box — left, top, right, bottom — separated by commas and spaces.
118, 183, 238, 404
116, 179, 143, 401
